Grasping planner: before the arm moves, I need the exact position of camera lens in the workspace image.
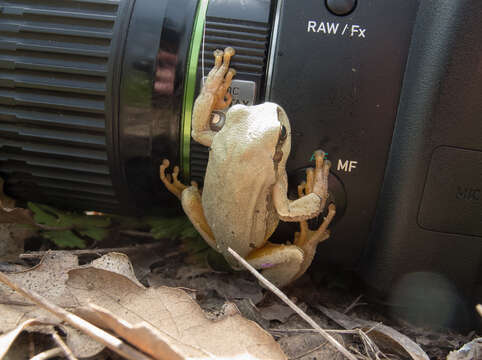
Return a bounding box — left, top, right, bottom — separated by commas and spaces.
0, 0, 272, 214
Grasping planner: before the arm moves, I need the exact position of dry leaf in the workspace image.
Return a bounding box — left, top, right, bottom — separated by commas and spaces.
0, 179, 16, 210
0, 224, 36, 262
278, 333, 345, 360
317, 305, 429, 360
446, 338, 481, 360
75, 303, 184, 360
150, 268, 264, 305
0, 179, 37, 227
259, 303, 296, 323
63, 328, 105, 359
0, 252, 287, 359
0, 251, 79, 308
73, 252, 144, 288
0, 205, 38, 227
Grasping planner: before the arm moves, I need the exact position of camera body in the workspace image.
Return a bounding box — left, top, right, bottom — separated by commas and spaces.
0, 0, 480, 327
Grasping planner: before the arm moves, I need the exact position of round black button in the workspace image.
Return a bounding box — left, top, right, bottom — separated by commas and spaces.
326, 0, 357, 16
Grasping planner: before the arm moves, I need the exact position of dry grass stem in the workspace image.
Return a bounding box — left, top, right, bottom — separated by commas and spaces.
228, 247, 358, 360
271, 328, 389, 360
20, 243, 162, 259
51, 331, 78, 360
0, 271, 154, 360
30, 347, 63, 360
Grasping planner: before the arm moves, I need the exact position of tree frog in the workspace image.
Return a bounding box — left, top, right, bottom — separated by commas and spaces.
161, 47, 335, 287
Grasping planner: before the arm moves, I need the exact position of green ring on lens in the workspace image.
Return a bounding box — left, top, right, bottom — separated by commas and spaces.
180, 0, 209, 181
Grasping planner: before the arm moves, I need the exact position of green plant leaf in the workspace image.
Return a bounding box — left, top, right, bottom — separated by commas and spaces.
43, 230, 86, 248
146, 216, 198, 240
77, 227, 109, 242
28, 203, 60, 227
180, 222, 200, 239
28, 202, 111, 248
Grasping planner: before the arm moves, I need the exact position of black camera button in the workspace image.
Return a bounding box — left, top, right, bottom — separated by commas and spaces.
326, 0, 357, 16
418, 146, 482, 237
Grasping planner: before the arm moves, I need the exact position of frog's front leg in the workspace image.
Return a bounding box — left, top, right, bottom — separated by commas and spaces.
273, 150, 331, 221
191, 47, 236, 147
160, 160, 217, 250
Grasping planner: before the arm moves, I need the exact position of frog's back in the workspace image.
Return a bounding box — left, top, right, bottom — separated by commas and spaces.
202, 130, 278, 261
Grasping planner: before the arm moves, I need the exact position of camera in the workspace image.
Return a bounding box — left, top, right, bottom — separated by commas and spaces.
0, 0, 480, 327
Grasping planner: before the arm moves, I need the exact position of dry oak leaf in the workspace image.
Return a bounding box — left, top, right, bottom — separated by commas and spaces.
0, 319, 42, 359
0, 178, 37, 227
0, 252, 287, 359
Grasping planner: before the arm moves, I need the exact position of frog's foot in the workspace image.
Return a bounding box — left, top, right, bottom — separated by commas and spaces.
309, 150, 331, 209
160, 159, 188, 200
292, 181, 336, 282
247, 243, 304, 288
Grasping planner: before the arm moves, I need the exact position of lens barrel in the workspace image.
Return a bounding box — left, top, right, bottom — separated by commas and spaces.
0, 0, 198, 213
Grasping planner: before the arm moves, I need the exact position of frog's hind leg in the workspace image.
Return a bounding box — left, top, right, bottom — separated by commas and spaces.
180, 184, 217, 251
160, 160, 216, 250
247, 243, 304, 288
292, 177, 336, 282
160, 159, 188, 200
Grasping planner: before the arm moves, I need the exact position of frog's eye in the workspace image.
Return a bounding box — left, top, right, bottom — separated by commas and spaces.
210, 110, 225, 131
279, 125, 287, 141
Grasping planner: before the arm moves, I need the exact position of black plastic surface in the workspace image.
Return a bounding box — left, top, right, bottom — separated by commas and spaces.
362, 0, 482, 327
268, 0, 419, 266
419, 146, 481, 237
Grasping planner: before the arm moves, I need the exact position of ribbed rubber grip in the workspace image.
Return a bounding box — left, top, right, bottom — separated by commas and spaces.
0, 0, 126, 212
190, 14, 271, 184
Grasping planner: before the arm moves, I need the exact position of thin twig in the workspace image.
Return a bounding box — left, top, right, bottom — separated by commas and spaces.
20, 242, 163, 259
344, 294, 365, 314
0, 271, 154, 360
270, 328, 367, 334
30, 348, 63, 360
51, 331, 78, 360
227, 247, 357, 360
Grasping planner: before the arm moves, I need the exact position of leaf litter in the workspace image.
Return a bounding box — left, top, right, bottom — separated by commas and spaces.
0, 188, 478, 359
0, 252, 287, 359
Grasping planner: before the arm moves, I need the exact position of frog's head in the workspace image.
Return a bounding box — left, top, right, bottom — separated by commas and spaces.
224, 102, 291, 171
